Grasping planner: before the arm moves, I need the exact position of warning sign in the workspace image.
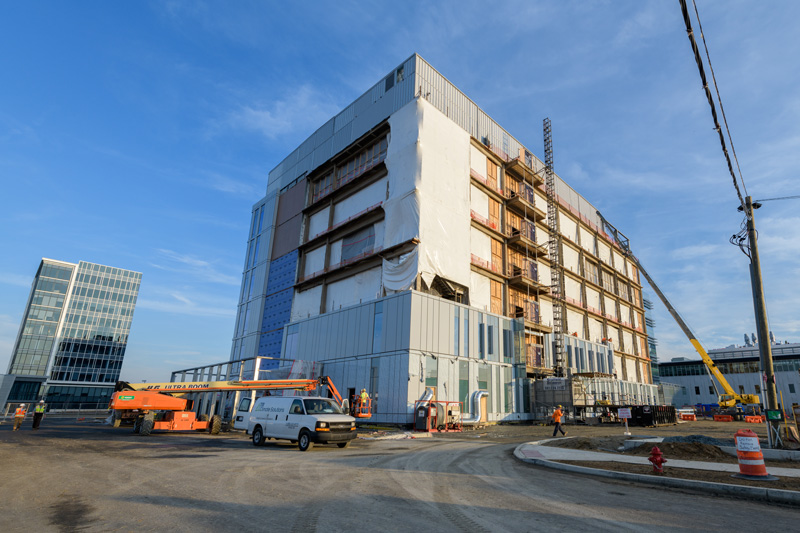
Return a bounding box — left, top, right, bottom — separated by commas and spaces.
736, 436, 761, 452
543, 378, 567, 391
618, 408, 631, 419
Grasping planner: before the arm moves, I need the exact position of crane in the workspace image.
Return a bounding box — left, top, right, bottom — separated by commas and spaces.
596, 212, 760, 409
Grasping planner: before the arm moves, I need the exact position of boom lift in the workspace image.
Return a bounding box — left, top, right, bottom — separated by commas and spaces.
597, 213, 760, 409
109, 376, 371, 436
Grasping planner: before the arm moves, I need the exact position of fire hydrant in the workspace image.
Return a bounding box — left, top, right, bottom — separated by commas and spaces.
648, 446, 667, 475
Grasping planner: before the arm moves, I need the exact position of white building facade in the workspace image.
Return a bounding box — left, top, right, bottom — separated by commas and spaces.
230, 54, 654, 423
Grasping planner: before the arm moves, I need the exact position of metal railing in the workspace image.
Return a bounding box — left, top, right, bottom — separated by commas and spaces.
2, 402, 110, 422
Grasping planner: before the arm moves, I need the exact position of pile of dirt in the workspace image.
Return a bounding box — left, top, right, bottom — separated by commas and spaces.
627, 441, 737, 463
543, 436, 628, 451
662, 434, 734, 447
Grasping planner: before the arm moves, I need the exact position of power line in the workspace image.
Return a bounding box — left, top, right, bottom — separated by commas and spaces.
691, 0, 748, 199
678, 0, 747, 215
755, 195, 800, 203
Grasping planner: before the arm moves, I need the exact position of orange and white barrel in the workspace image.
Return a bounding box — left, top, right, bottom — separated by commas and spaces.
733, 429, 775, 480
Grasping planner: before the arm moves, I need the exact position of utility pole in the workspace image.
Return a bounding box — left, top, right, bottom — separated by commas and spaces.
742, 196, 780, 444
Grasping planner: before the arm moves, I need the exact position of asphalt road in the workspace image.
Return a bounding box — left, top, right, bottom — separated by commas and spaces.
0, 419, 796, 532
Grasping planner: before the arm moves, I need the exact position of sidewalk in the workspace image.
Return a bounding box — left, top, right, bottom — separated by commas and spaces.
514, 439, 800, 506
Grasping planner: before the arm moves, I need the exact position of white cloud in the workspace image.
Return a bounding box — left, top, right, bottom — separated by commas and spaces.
224, 85, 341, 141
671, 243, 726, 261
201, 171, 262, 198
0, 272, 32, 288
0, 313, 21, 371
150, 248, 240, 286
136, 291, 235, 319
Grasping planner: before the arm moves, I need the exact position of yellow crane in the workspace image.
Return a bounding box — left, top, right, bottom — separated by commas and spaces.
597, 212, 760, 408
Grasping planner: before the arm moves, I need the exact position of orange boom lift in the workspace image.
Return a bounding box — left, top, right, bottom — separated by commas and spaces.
109, 376, 370, 436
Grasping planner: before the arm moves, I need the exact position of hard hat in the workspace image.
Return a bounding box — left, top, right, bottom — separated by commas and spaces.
557, 405, 562, 409
19, 404, 25, 407
361, 389, 366, 392
39, 400, 44, 403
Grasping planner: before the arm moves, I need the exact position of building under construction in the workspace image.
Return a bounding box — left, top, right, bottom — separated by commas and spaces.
227, 54, 656, 424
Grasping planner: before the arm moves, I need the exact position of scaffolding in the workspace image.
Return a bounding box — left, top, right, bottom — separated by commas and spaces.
544, 118, 565, 376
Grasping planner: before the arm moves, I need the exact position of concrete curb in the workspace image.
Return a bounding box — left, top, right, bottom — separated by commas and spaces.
514, 444, 800, 506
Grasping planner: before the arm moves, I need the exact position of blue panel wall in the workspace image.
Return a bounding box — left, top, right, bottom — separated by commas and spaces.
258, 250, 298, 361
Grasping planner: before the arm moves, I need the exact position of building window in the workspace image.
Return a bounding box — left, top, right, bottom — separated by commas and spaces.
694, 386, 700, 395
454, 308, 460, 356
478, 313, 485, 359
425, 356, 437, 388
311, 136, 388, 203
341, 225, 376, 264
789, 384, 796, 394
709, 386, 714, 395
478, 365, 488, 391
370, 359, 379, 414
755, 384, 761, 394
738, 385, 745, 394
459, 361, 469, 413
504, 366, 512, 413
285, 324, 299, 359
464, 312, 469, 357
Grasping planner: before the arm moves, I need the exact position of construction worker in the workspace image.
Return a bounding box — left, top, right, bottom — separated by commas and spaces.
357, 389, 369, 414
13, 404, 27, 431
552, 405, 567, 437
32, 400, 46, 430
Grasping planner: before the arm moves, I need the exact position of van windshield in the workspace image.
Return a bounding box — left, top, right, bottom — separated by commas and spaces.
303, 399, 343, 415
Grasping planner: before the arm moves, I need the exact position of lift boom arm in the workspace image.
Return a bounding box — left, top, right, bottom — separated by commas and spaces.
596, 212, 759, 407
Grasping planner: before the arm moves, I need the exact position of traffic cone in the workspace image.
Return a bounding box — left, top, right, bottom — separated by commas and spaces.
732, 429, 778, 481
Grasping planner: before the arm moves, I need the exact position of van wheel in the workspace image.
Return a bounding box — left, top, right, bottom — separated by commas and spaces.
337, 442, 350, 449
252, 426, 266, 446
298, 430, 313, 451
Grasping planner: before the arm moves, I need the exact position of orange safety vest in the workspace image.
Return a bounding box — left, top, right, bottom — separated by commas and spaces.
552, 409, 562, 424
14, 407, 26, 417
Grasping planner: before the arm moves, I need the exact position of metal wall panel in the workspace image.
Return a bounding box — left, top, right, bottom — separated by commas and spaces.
331, 122, 354, 156
438, 301, 450, 355
299, 135, 315, 160
353, 90, 373, 117
344, 308, 356, 356
426, 296, 435, 352
385, 295, 398, 352
358, 305, 370, 356
314, 118, 335, 147
334, 104, 355, 133
399, 295, 411, 351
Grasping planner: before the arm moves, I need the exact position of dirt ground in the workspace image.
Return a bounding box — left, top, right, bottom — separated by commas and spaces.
424, 418, 800, 492
558, 460, 800, 492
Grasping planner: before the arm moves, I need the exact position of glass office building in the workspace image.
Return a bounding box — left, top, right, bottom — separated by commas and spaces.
3, 259, 141, 408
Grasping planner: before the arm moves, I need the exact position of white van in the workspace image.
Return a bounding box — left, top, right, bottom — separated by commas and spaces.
245, 395, 357, 451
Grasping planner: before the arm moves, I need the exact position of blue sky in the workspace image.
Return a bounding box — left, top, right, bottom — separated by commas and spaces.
1, 2, 798, 383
